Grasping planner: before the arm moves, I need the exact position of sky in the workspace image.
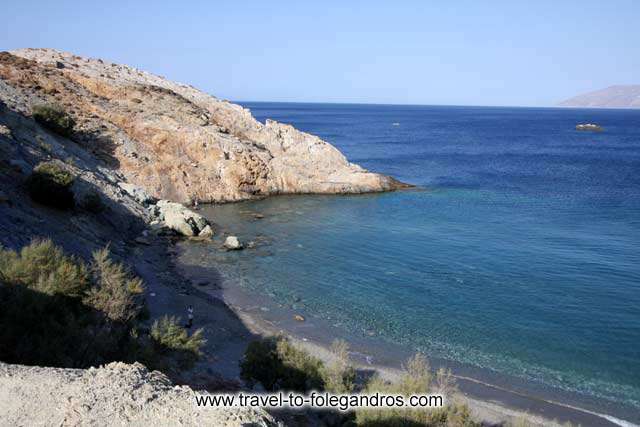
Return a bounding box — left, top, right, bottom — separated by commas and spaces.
1, 0, 638, 106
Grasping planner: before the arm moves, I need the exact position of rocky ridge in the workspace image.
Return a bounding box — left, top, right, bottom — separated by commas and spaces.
558, 85, 640, 108
1, 48, 405, 205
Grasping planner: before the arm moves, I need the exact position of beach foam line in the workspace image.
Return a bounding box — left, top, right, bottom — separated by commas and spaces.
453, 373, 639, 427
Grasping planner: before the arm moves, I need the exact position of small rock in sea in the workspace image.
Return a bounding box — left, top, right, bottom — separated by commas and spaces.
576, 123, 603, 132
196, 280, 209, 287
224, 235, 243, 250
252, 213, 265, 219
294, 314, 305, 322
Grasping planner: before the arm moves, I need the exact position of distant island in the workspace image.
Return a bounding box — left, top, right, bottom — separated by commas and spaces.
558, 85, 640, 108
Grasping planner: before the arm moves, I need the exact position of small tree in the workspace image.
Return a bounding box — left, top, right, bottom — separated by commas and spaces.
84, 247, 145, 324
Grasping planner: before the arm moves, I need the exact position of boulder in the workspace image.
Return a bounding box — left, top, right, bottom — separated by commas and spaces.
156, 200, 209, 237
224, 236, 243, 250
0, 124, 12, 139
118, 182, 157, 205
198, 224, 214, 238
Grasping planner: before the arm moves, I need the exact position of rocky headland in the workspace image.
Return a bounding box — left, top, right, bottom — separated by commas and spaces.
1, 48, 405, 205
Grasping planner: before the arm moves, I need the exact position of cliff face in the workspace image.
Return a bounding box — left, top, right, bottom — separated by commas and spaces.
558, 85, 640, 109
0, 48, 404, 204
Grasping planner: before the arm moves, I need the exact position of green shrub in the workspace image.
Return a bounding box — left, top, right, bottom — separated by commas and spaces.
241, 336, 324, 392
26, 161, 75, 209
148, 315, 205, 371
0, 240, 204, 373
0, 239, 87, 297
82, 191, 105, 213
85, 247, 145, 324
32, 104, 75, 136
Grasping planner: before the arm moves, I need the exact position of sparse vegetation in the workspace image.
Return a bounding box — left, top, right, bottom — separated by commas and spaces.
0, 240, 203, 372
26, 161, 75, 209
356, 354, 476, 427
241, 337, 477, 426
321, 339, 356, 394
32, 104, 75, 136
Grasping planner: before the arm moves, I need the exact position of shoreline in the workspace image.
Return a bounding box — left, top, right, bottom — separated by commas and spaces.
171, 244, 636, 427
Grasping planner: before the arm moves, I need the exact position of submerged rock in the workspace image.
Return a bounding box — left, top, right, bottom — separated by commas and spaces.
294, 314, 305, 322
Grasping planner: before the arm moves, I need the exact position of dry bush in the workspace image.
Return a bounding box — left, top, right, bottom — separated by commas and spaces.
356, 354, 477, 427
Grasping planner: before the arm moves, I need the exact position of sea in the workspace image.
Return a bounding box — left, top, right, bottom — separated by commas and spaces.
177, 103, 640, 424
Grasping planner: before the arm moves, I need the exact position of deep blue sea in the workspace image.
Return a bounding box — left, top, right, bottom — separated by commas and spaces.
181, 103, 640, 421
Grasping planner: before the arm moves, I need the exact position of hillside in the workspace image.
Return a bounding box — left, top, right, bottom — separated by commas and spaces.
1, 48, 404, 205
558, 85, 640, 108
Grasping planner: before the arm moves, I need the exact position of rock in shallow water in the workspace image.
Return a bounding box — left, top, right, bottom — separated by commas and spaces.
224, 235, 243, 250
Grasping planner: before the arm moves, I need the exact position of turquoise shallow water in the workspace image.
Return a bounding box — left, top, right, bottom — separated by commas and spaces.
181, 104, 640, 420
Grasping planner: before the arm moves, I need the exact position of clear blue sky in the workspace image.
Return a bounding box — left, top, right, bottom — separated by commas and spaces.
2, 0, 638, 106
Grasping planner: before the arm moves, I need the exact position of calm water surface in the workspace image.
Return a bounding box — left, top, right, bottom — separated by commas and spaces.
180, 103, 640, 420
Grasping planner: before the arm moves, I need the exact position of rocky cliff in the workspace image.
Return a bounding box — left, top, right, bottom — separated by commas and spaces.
0, 48, 404, 204
0, 361, 275, 426
558, 85, 640, 109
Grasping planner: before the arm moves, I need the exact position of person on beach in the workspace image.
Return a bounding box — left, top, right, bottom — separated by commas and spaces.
186, 305, 194, 329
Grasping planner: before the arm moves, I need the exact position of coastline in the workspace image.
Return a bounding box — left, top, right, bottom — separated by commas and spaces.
171, 242, 636, 427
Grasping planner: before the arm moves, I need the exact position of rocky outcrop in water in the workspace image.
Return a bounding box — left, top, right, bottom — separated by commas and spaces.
1, 48, 405, 205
